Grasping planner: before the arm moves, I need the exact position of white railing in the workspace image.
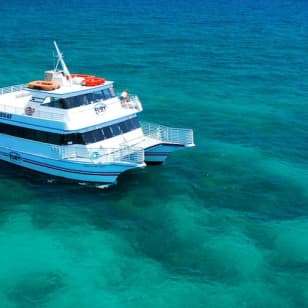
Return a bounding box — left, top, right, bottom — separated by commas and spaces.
60, 145, 145, 164
0, 85, 142, 122
32, 109, 65, 121
0, 84, 27, 95
0, 103, 65, 121
0, 84, 65, 121
141, 121, 195, 146
0, 104, 23, 115
120, 94, 142, 111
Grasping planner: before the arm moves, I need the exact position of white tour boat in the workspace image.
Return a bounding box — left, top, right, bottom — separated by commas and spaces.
0, 42, 195, 186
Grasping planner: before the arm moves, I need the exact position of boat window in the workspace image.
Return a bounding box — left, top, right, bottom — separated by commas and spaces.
0, 117, 140, 145
111, 124, 121, 136
36, 131, 48, 143
41, 88, 116, 110
42, 97, 52, 104
66, 95, 89, 108
92, 129, 103, 142
131, 117, 141, 129
12, 125, 24, 137
92, 91, 104, 102
62, 134, 71, 145
125, 119, 134, 131
102, 88, 115, 99
24, 129, 36, 140
47, 133, 62, 145
43, 94, 92, 109
72, 133, 84, 144
100, 128, 106, 139
62, 133, 83, 145
119, 121, 129, 133
103, 126, 113, 139
82, 131, 96, 144
43, 97, 69, 109
109, 87, 115, 97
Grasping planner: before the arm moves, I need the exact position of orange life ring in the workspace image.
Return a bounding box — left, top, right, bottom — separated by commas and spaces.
82, 77, 105, 86
28, 80, 60, 91
68, 73, 106, 86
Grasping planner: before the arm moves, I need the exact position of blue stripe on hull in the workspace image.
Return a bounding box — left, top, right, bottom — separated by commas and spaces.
21, 157, 120, 176
0, 150, 137, 183
144, 143, 184, 163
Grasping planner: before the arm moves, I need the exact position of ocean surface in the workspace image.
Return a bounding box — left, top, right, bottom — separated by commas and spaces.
0, 0, 307, 307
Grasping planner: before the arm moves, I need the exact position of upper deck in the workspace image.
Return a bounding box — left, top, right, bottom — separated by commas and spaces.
0, 80, 143, 132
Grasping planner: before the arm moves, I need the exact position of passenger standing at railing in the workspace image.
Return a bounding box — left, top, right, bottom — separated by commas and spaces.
120, 89, 130, 102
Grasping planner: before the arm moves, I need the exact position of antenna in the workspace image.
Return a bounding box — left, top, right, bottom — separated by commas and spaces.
53, 41, 72, 81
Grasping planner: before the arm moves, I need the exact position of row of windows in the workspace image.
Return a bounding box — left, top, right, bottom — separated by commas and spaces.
43, 88, 116, 109
82, 117, 140, 144
0, 118, 140, 145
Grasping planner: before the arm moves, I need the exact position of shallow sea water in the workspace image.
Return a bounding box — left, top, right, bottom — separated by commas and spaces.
0, 0, 307, 307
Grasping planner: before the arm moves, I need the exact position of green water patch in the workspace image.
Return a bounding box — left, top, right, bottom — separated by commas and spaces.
0, 214, 67, 307
6, 271, 64, 308
260, 218, 308, 307
1, 192, 307, 307
193, 139, 308, 217
269, 219, 308, 268
109, 192, 265, 283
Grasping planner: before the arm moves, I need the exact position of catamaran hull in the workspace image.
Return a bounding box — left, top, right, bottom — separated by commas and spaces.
144, 143, 185, 165
0, 148, 143, 184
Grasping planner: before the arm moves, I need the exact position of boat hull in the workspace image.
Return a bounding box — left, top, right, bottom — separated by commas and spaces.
0, 147, 143, 185
144, 143, 185, 165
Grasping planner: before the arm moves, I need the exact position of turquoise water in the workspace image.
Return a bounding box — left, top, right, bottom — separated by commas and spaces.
0, 0, 308, 307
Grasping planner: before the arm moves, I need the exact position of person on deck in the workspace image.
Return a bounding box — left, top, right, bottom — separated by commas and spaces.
120, 89, 130, 102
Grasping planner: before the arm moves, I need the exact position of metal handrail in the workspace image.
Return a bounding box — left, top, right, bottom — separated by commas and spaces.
0, 84, 27, 95
0, 103, 65, 121
0, 84, 64, 121
141, 121, 195, 146
0, 84, 142, 122
60, 145, 145, 164
119, 94, 142, 111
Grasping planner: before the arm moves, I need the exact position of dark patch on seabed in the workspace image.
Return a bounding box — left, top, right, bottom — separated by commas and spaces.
7, 272, 64, 307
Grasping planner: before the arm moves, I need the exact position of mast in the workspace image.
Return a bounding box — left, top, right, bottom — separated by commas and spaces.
53, 41, 72, 82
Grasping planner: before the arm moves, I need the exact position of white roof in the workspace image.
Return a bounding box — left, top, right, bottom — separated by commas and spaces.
26, 80, 114, 99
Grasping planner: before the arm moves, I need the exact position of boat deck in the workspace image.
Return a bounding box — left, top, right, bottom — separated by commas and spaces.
26, 81, 114, 98
0, 83, 143, 129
